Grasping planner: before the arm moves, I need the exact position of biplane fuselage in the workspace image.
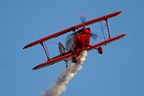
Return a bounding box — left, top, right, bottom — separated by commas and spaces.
59, 27, 92, 63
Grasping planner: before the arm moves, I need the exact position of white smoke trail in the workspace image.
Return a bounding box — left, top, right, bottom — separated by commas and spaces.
41, 50, 87, 96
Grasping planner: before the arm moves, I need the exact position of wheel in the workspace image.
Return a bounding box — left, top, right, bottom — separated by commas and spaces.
98, 47, 103, 54
72, 56, 77, 63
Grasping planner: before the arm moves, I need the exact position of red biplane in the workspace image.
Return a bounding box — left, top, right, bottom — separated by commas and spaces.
23, 11, 126, 70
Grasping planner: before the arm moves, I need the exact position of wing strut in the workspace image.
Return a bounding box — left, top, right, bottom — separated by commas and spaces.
105, 19, 111, 39
40, 42, 50, 60
100, 21, 106, 40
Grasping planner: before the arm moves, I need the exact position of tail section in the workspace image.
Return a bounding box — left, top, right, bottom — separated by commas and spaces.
58, 42, 65, 55
58, 42, 69, 67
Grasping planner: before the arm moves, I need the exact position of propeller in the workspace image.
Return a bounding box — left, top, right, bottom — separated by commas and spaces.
80, 15, 86, 26
80, 15, 99, 41
91, 33, 99, 40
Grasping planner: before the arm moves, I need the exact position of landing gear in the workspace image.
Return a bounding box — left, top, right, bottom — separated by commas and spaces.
98, 47, 103, 54
72, 56, 77, 63
65, 63, 68, 68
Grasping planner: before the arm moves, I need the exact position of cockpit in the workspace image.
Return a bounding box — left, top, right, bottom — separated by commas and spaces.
65, 33, 74, 45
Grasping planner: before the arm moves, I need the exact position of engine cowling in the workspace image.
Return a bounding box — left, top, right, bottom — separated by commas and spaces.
98, 47, 103, 54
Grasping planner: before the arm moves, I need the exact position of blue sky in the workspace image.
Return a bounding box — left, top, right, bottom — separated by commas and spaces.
0, 0, 144, 96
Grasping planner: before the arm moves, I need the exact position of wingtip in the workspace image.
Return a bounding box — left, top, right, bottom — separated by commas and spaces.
23, 46, 27, 49
23, 44, 30, 49
115, 11, 122, 15
32, 65, 40, 70
118, 10, 122, 13
32, 68, 36, 70
32, 66, 38, 70
122, 34, 126, 37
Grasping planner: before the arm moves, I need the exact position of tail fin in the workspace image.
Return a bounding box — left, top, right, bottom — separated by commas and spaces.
58, 42, 65, 55
58, 42, 69, 67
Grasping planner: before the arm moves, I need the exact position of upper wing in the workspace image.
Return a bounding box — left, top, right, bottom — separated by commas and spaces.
32, 52, 72, 70
87, 34, 126, 51
23, 11, 121, 49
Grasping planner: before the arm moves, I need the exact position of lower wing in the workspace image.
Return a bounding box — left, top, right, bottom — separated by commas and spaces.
33, 53, 72, 70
